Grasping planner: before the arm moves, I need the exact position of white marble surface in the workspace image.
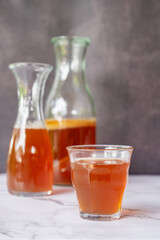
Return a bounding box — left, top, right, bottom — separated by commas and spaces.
0, 174, 160, 240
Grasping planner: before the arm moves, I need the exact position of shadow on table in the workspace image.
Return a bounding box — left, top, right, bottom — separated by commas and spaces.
122, 204, 160, 220
121, 208, 145, 219
52, 187, 74, 195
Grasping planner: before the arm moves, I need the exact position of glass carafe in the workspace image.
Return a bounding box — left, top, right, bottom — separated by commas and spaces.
7, 62, 53, 196
45, 36, 96, 186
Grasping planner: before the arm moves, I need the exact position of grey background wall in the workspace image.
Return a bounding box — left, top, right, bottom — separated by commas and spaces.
0, 0, 160, 174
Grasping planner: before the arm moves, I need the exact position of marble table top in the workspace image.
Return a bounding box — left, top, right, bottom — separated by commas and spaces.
0, 174, 160, 240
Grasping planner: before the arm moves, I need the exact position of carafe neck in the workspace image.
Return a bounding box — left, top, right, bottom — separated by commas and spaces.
52, 36, 90, 84
9, 63, 53, 128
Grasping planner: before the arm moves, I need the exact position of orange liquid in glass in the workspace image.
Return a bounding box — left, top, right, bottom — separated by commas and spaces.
7, 127, 53, 193
71, 159, 129, 215
45, 118, 96, 185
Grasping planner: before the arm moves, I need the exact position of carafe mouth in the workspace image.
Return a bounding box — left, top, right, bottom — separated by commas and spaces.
51, 36, 90, 46
9, 62, 53, 71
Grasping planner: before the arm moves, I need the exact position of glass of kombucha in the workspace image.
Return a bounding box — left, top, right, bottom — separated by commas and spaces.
45, 36, 96, 186
7, 62, 53, 196
67, 145, 134, 220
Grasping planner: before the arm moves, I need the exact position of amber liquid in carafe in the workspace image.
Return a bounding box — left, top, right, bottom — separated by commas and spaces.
71, 159, 129, 215
45, 118, 96, 185
7, 127, 53, 193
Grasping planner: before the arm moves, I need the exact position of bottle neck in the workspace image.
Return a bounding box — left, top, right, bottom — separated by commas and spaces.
9, 63, 52, 128
16, 82, 45, 128
44, 38, 96, 119
54, 43, 87, 84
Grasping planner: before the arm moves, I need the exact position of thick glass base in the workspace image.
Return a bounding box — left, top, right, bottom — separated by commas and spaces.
9, 190, 52, 197
54, 183, 72, 187
80, 209, 121, 221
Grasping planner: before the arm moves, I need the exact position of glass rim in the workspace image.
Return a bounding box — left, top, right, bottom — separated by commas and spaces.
8, 62, 53, 70
67, 145, 134, 151
51, 36, 90, 46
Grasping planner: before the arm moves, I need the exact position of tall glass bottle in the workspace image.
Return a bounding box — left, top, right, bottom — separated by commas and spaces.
7, 62, 53, 196
45, 36, 96, 186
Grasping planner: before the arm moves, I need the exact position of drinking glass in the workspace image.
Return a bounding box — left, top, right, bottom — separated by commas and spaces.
67, 145, 133, 220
